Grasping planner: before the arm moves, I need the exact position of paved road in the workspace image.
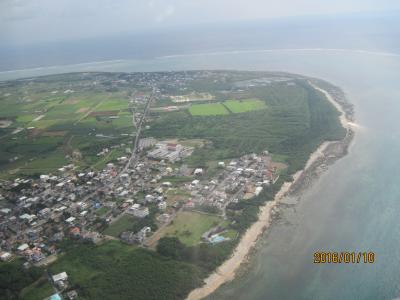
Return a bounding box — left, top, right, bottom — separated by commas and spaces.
78, 88, 156, 204
118, 87, 156, 177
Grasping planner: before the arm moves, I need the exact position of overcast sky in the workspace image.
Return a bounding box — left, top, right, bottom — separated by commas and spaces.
1, 0, 400, 45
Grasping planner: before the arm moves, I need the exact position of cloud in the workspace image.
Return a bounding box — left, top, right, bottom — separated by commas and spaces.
1, 0, 400, 45
155, 5, 176, 23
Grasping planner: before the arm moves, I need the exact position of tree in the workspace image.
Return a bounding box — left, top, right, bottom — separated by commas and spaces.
156, 237, 185, 260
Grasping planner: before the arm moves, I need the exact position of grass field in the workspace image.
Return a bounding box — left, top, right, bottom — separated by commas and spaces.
188, 103, 229, 116
188, 99, 266, 116
103, 214, 136, 237
223, 99, 267, 113
20, 152, 68, 171
93, 99, 129, 112
164, 211, 221, 246
96, 206, 111, 216
0, 81, 134, 178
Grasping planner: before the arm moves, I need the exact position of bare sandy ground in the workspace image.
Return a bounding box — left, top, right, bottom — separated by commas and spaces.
0, 120, 12, 128
186, 83, 352, 300
309, 82, 349, 129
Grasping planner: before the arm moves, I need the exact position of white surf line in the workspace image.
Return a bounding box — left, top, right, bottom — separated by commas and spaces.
309, 81, 363, 131
187, 81, 358, 300
0, 59, 125, 75
1, 48, 399, 77
156, 48, 400, 60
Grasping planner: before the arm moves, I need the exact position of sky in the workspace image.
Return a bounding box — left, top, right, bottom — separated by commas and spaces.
1, 0, 400, 45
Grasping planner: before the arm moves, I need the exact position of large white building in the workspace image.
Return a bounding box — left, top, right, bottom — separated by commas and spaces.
147, 142, 193, 163
127, 204, 149, 218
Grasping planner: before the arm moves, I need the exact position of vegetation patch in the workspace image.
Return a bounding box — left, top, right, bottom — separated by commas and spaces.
89, 110, 120, 117
103, 215, 136, 237
188, 103, 229, 116
48, 241, 203, 300
223, 99, 267, 113
0, 259, 43, 300
147, 81, 345, 173
94, 99, 129, 111
103, 213, 157, 238
20, 277, 54, 300
164, 211, 221, 246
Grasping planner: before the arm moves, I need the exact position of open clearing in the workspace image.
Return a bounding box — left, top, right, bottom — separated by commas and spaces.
163, 211, 221, 246
188, 99, 266, 116
223, 99, 267, 113
103, 214, 136, 237
94, 99, 129, 111
189, 103, 229, 116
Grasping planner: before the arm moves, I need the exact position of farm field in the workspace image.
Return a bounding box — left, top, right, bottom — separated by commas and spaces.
188, 103, 229, 116
188, 99, 266, 116
163, 211, 222, 246
223, 99, 267, 113
0, 73, 136, 179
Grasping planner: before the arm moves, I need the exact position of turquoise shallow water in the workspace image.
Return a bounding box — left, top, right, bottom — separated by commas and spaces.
2, 49, 400, 299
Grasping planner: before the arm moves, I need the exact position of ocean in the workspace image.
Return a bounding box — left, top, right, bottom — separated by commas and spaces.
1, 41, 400, 300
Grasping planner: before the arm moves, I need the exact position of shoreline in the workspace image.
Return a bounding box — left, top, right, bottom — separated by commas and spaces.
186, 80, 355, 300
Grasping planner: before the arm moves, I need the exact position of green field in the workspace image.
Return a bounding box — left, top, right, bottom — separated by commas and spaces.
16, 152, 68, 175
188, 99, 265, 116
188, 103, 229, 116
164, 211, 221, 246
0, 75, 136, 178
223, 99, 267, 113
103, 215, 136, 237
94, 98, 129, 111
96, 206, 111, 216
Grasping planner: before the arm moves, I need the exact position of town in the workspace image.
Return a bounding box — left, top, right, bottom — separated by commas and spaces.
0, 70, 318, 300
0, 134, 279, 298
0, 133, 279, 257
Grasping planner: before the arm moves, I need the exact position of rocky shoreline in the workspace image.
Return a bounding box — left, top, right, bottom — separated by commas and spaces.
186, 78, 355, 300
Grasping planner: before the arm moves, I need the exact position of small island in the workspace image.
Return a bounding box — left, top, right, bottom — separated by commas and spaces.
0, 71, 352, 300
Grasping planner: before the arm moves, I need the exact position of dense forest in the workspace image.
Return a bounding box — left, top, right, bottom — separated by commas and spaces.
47, 241, 204, 300
0, 259, 42, 300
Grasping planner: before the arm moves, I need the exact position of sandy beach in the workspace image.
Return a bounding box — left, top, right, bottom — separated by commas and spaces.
186, 82, 353, 300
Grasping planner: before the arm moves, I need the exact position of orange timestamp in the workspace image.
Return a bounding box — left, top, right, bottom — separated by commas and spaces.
313, 251, 375, 264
